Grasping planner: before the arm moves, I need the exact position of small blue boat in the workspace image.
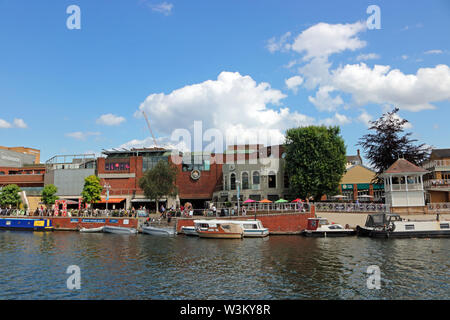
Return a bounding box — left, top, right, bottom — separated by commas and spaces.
0, 218, 54, 231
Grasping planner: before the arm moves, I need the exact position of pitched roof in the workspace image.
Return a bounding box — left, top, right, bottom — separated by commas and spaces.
430, 149, 450, 159
383, 158, 427, 174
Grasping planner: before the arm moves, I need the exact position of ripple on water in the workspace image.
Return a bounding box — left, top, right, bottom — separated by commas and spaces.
0, 232, 448, 299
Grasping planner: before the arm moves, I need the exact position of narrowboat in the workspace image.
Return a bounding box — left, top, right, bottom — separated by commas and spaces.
302, 217, 356, 237
194, 220, 244, 239
356, 213, 450, 238
79, 226, 104, 233
0, 218, 53, 231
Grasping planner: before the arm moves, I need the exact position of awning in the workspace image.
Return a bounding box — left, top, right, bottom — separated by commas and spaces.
131, 198, 167, 202
96, 198, 125, 204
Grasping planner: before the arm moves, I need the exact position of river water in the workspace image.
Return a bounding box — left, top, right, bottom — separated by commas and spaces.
0, 230, 448, 300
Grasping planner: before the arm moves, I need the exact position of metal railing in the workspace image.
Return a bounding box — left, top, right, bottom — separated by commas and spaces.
424, 179, 450, 189
214, 202, 311, 213
423, 160, 450, 170
315, 202, 389, 213
427, 203, 450, 213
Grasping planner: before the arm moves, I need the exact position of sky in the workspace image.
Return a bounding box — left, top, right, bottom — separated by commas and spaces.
0, 0, 449, 164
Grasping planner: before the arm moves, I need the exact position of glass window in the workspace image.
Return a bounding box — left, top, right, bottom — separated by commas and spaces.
253, 171, 260, 185
268, 171, 276, 188
284, 173, 289, 188
230, 173, 236, 190
242, 172, 249, 190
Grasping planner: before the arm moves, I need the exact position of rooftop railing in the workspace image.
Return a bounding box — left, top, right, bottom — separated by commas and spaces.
424, 179, 450, 189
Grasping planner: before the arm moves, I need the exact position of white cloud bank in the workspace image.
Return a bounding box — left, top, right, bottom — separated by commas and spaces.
285, 75, 304, 93
0, 118, 27, 129
271, 21, 450, 113
96, 113, 126, 126
66, 131, 101, 141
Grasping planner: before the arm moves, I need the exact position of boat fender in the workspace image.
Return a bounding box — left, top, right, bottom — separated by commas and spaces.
388, 223, 395, 232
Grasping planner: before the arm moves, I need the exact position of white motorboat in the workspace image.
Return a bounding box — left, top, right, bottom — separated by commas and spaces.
181, 226, 198, 236
142, 225, 176, 236
193, 219, 269, 238
357, 213, 450, 238
302, 217, 356, 237
103, 225, 137, 234
79, 226, 104, 233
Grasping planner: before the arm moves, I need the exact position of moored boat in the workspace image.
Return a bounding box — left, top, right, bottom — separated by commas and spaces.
180, 226, 198, 236
194, 220, 244, 239
193, 219, 269, 237
103, 225, 137, 234
356, 213, 450, 238
79, 226, 104, 233
0, 218, 53, 231
142, 225, 176, 236
302, 217, 356, 237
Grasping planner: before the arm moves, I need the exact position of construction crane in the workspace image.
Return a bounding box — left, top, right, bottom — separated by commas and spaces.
142, 110, 158, 147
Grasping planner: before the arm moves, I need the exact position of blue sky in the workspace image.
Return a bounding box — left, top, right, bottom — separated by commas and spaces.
0, 0, 449, 164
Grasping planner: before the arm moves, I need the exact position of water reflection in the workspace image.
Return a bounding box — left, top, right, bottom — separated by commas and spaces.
0, 231, 448, 300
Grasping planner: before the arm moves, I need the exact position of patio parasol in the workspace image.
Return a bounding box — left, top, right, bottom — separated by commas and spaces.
275, 199, 288, 203
259, 199, 272, 203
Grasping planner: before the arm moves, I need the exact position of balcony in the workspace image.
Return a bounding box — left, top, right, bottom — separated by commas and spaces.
389, 183, 423, 191
422, 160, 450, 171
424, 179, 450, 191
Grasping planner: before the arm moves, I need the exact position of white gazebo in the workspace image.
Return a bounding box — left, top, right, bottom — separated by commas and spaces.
381, 158, 428, 214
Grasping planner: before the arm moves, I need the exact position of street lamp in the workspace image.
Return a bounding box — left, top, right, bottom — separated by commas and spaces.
236, 180, 241, 215
104, 182, 111, 213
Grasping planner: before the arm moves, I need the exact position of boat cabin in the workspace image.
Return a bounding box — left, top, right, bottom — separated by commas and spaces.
307, 218, 330, 231
364, 213, 402, 228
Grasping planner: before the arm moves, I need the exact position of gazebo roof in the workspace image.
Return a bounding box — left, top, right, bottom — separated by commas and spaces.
382, 158, 427, 175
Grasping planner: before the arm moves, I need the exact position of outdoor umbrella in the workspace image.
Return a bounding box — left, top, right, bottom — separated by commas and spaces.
259, 199, 272, 203
358, 195, 373, 198
275, 199, 288, 203
332, 195, 347, 199
291, 198, 301, 203
243, 199, 256, 204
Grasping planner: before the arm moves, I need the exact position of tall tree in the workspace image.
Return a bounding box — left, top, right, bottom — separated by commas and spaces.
81, 175, 103, 211
41, 184, 59, 208
139, 160, 178, 213
0, 184, 22, 208
285, 125, 347, 200
358, 108, 431, 179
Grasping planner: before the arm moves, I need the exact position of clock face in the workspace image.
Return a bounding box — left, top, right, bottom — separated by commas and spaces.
191, 169, 201, 180
281, 152, 286, 159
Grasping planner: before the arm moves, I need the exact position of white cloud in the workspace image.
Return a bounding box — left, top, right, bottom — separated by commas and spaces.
424, 49, 443, 55
357, 110, 373, 127
13, 118, 27, 128
66, 131, 101, 141
331, 63, 450, 111
289, 21, 367, 60
266, 32, 292, 53
285, 75, 304, 93
96, 113, 126, 126
401, 55, 408, 60
308, 86, 343, 112
0, 119, 12, 129
356, 53, 380, 61
134, 71, 315, 150
148, 2, 173, 15
319, 113, 351, 126
0, 118, 27, 129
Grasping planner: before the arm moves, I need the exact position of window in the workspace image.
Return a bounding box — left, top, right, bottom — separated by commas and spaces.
224, 175, 228, 191
405, 224, 415, 230
440, 223, 449, 229
105, 160, 130, 171
181, 154, 210, 172
143, 156, 168, 172
268, 171, 276, 188
284, 173, 289, 188
242, 172, 249, 189
252, 171, 260, 185
230, 173, 236, 190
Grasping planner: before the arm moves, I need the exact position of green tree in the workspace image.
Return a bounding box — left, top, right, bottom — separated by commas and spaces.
358, 107, 431, 180
41, 184, 59, 208
284, 125, 347, 200
139, 160, 178, 213
0, 184, 22, 208
81, 175, 102, 211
